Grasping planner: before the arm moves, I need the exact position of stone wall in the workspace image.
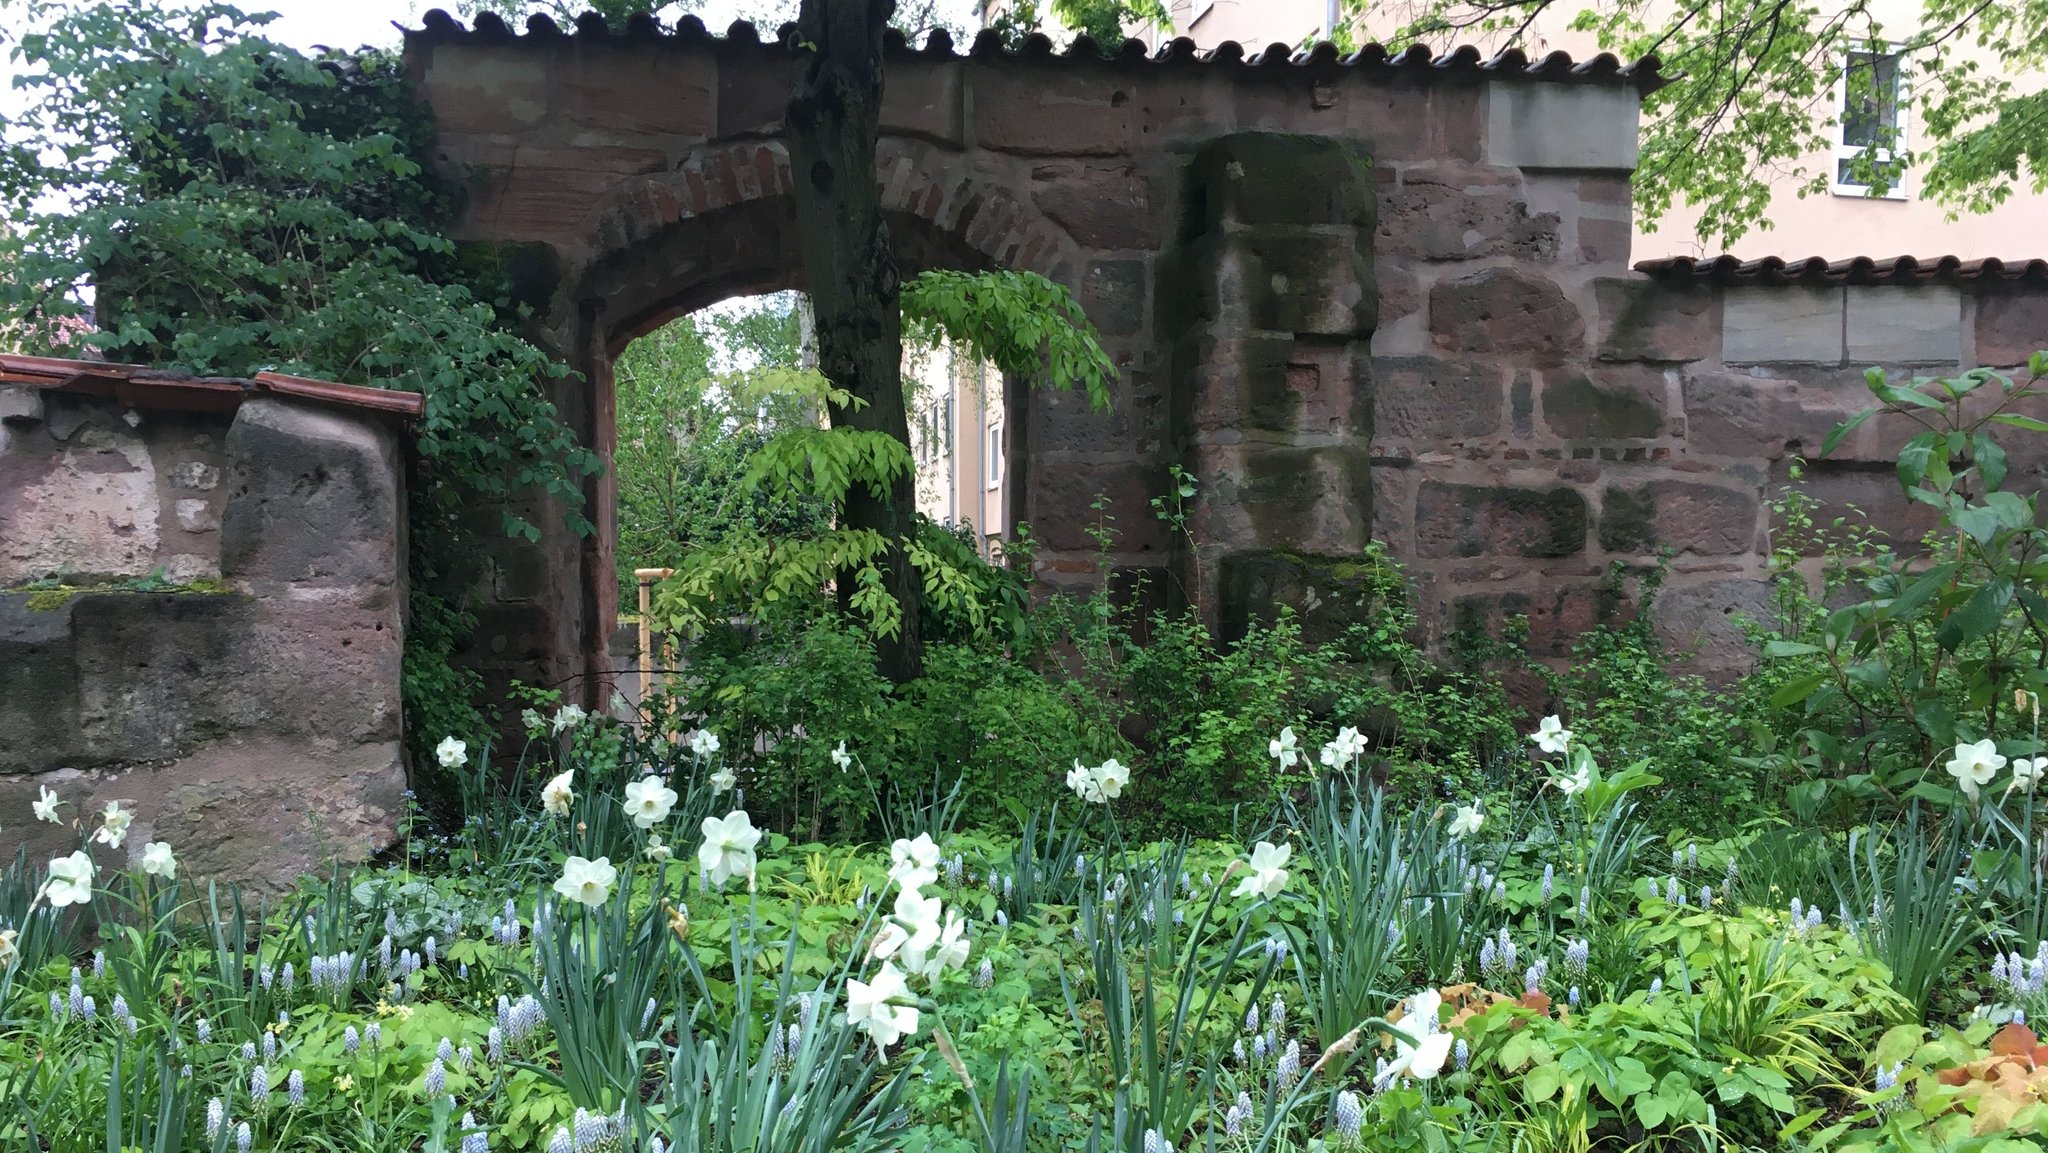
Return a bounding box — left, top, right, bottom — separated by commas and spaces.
0, 375, 411, 886
406, 17, 2048, 691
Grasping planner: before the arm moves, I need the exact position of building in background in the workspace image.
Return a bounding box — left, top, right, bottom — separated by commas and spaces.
908, 343, 1008, 557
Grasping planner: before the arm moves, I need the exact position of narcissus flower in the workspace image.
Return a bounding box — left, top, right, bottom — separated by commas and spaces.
141, 841, 177, 879
2011, 757, 2045, 796
1531, 715, 1573, 755
32, 786, 62, 824
1448, 802, 1484, 838
44, 851, 95, 907
689, 729, 721, 758
709, 767, 736, 793
93, 802, 132, 849
697, 810, 761, 888
434, 737, 467, 769
1947, 739, 2006, 801
623, 776, 678, 829
1268, 727, 1300, 768
1319, 726, 1368, 768
553, 856, 617, 907
541, 771, 575, 817
846, 961, 920, 1051
831, 742, 854, 771
551, 704, 587, 734
889, 833, 942, 890
1233, 841, 1292, 900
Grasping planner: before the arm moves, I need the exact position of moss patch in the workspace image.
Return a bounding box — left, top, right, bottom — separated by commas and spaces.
6, 573, 236, 610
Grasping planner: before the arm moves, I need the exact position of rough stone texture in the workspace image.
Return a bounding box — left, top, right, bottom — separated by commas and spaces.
1377, 166, 1559, 262
1595, 278, 1718, 362
1723, 287, 1845, 364
1416, 482, 1589, 558
1428, 267, 1585, 362
1973, 291, 2048, 368
1541, 365, 1669, 440
1374, 357, 1504, 440
0, 738, 403, 892
1217, 550, 1396, 647
1597, 480, 1760, 556
1649, 577, 1774, 677
0, 392, 408, 889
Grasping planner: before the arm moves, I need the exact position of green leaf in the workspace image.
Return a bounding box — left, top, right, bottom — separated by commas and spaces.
1936, 579, 2013, 651
1896, 435, 1939, 491
1973, 430, 2009, 491
1762, 639, 1823, 658
1990, 413, 2048, 433
1770, 671, 1830, 709
1820, 408, 1877, 457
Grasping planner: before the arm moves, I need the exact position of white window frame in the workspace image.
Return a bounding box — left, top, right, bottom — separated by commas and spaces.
984, 419, 1004, 491
1832, 46, 1910, 200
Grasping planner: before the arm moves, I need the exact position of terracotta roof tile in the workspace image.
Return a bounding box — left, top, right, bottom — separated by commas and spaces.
407, 9, 1667, 91
1634, 254, 2048, 286
0, 355, 425, 419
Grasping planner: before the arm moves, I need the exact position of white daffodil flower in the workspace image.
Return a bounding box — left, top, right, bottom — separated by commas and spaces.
2010, 756, 2045, 796
553, 856, 617, 907
889, 833, 942, 890
831, 742, 854, 771
541, 770, 575, 817
1947, 738, 2007, 801
1269, 727, 1300, 768
1531, 715, 1573, 755
698, 810, 761, 888
1233, 841, 1292, 900
551, 704, 587, 734
623, 776, 678, 829
846, 961, 920, 1051
141, 841, 177, 879
92, 802, 132, 850
44, 850, 95, 907
709, 767, 737, 794
434, 736, 467, 769
689, 729, 721, 758
1448, 803, 1484, 838
32, 786, 62, 824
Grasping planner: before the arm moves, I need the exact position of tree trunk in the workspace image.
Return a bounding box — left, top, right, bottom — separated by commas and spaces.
786, 0, 923, 682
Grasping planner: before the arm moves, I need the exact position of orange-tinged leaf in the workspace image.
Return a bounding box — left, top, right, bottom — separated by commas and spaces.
1991, 1023, 2038, 1058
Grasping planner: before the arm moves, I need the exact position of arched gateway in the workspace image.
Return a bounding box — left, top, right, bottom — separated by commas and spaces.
409, 11, 2047, 702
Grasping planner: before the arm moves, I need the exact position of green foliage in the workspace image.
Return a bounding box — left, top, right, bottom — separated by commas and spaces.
901, 270, 1116, 412
985, 0, 1171, 47
1758, 357, 2048, 817
611, 299, 828, 605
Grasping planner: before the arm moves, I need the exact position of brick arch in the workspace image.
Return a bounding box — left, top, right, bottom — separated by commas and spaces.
571, 137, 1084, 354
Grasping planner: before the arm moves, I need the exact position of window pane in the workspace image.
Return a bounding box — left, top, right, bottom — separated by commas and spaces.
1842, 51, 1900, 149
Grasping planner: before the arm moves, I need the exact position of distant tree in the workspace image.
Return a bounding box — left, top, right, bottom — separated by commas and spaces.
1358, 0, 2048, 246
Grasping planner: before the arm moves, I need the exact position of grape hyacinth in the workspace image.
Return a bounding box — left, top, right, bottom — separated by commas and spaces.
1333, 1089, 1364, 1140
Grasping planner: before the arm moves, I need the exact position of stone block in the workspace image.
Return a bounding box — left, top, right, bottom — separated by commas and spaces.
1080, 259, 1147, 337
1191, 443, 1372, 557
1483, 83, 1640, 171
1846, 286, 1962, 364
1772, 460, 1940, 555
1415, 482, 1589, 558
970, 66, 1134, 156
1975, 289, 2048, 368
1595, 277, 1719, 363
1376, 167, 1559, 263
1723, 287, 1844, 364
1444, 579, 1621, 657
0, 385, 43, 425
1238, 231, 1375, 337
1025, 457, 1169, 553
1541, 364, 1669, 440
1597, 480, 1759, 555
1217, 550, 1401, 647
1428, 267, 1585, 363
1577, 217, 1632, 265
1031, 162, 1160, 250
219, 397, 403, 600
553, 44, 716, 138
1185, 133, 1376, 231
0, 737, 403, 892
1649, 576, 1775, 675
1377, 264, 1421, 324
1373, 356, 1506, 440
420, 45, 548, 136
879, 59, 963, 145
1682, 372, 1855, 461
0, 403, 161, 585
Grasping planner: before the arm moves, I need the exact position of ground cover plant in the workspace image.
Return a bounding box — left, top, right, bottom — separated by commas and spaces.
6, 693, 2048, 1153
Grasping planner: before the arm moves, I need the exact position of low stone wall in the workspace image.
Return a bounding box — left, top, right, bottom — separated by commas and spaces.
0, 377, 410, 887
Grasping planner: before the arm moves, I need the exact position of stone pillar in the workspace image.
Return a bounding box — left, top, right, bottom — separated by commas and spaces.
1162, 133, 1378, 642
